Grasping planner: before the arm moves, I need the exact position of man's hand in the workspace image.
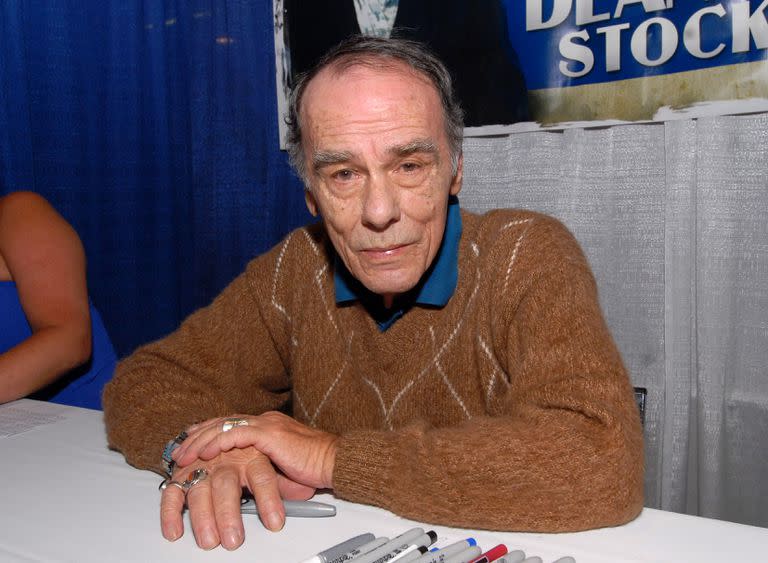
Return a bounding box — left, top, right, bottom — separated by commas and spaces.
174, 411, 338, 491
166, 412, 339, 550
160, 447, 315, 550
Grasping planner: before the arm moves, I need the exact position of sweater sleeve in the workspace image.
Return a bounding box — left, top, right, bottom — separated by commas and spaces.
102, 255, 292, 474
332, 216, 644, 532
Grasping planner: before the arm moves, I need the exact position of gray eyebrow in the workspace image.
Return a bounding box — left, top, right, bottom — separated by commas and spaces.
389, 139, 439, 158
311, 150, 354, 172
310, 139, 440, 173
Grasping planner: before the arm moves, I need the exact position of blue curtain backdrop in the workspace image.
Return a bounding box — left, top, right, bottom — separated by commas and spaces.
0, 0, 310, 356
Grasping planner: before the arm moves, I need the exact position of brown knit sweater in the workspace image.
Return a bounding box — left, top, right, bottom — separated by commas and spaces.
103, 208, 644, 532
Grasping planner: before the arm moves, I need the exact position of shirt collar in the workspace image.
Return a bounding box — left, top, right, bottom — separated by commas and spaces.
334, 195, 462, 308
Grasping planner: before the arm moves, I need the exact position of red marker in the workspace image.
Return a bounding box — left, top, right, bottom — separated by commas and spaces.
468, 543, 508, 563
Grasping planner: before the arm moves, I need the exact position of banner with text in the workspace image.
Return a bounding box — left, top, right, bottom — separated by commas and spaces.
272, 1, 768, 142
502, 0, 768, 126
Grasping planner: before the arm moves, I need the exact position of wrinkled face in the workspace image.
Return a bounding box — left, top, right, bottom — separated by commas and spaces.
301, 62, 462, 307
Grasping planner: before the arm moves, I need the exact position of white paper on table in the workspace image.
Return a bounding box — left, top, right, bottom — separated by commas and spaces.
0, 400, 67, 438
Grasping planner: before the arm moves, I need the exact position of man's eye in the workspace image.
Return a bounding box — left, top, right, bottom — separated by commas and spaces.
399, 162, 421, 173
332, 169, 355, 181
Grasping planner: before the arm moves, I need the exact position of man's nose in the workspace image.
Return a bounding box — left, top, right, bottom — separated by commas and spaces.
361, 173, 400, 231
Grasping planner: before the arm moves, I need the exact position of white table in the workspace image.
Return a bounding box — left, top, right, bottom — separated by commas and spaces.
1, 399, 766, 563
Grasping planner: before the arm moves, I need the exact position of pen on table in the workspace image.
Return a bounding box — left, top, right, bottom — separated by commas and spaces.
494, 551, 525, 563
411, 538, 477, 563
368, 531, 437, 563
240, 499, 336, 518
468, 543, 507, 563
388, 545, 430, 563
349, 528, 425, 563
394, 545, 434, 563
299, 533, 376, 563
441, 545, 482, 563
327, 537, 390, 563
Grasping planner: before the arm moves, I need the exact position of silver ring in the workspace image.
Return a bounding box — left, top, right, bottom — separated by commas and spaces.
159, 479, 185, 492
181, 468, 208, 491
221, 417, 248, 432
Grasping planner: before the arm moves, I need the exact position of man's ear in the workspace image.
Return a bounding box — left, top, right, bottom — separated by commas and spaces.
450, 154, 464, 196
304, 188, 319, 217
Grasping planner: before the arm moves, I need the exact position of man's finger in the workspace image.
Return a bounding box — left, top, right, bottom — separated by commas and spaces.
244, 454, 285, 532
175, 416, 251, 466
277, 474, 316, 500
197, 426, 258, 461
173, 420, 222, 465
159, 482, 186, 542
210, 465, 246, 550
185, 470, 220, 550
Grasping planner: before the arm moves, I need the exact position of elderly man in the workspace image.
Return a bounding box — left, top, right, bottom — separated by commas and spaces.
103, 36, 643, 551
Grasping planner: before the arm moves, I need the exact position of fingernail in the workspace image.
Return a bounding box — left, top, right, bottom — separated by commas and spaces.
222, 527, 243, 550
265, 512, 284, 532
200, 528, 218, 550
165, 526, 182, 542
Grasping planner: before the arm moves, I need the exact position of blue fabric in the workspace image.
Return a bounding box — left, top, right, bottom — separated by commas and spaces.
334, 195, 462, 330
0, 281, 117, 410
0, 1, 310, 357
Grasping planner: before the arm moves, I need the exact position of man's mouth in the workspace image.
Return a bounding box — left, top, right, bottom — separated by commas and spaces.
361, 243, 410, 259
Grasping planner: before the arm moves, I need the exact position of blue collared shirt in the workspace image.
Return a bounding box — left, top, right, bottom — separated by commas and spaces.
334, 195, 462, 331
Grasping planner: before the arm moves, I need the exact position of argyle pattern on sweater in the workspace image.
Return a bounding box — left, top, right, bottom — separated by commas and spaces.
104, 208, 643, 532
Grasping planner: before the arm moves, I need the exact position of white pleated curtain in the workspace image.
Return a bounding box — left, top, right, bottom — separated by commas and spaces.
460, 113, 768, 528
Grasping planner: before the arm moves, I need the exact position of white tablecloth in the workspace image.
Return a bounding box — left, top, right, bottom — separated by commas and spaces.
1, 399, 766, 562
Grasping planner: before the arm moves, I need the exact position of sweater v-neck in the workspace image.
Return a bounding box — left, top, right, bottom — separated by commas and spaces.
337, 212, 479, 369
334, 196, 462, 332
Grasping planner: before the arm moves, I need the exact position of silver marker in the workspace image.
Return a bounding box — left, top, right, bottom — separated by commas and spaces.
442, 545, 482, 563
387, 545, 429, 563
350, 528, 426, 563
376, 532, 436, 563
240, 498, 336, 517
495, 551, 526, 563
300, 533, 376, 563
397, 547, 433, 563
327, 537, 391, 563
411, 538, 478, 563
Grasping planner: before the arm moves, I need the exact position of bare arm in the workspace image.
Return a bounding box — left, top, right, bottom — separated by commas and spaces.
0, 191, 91, 403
